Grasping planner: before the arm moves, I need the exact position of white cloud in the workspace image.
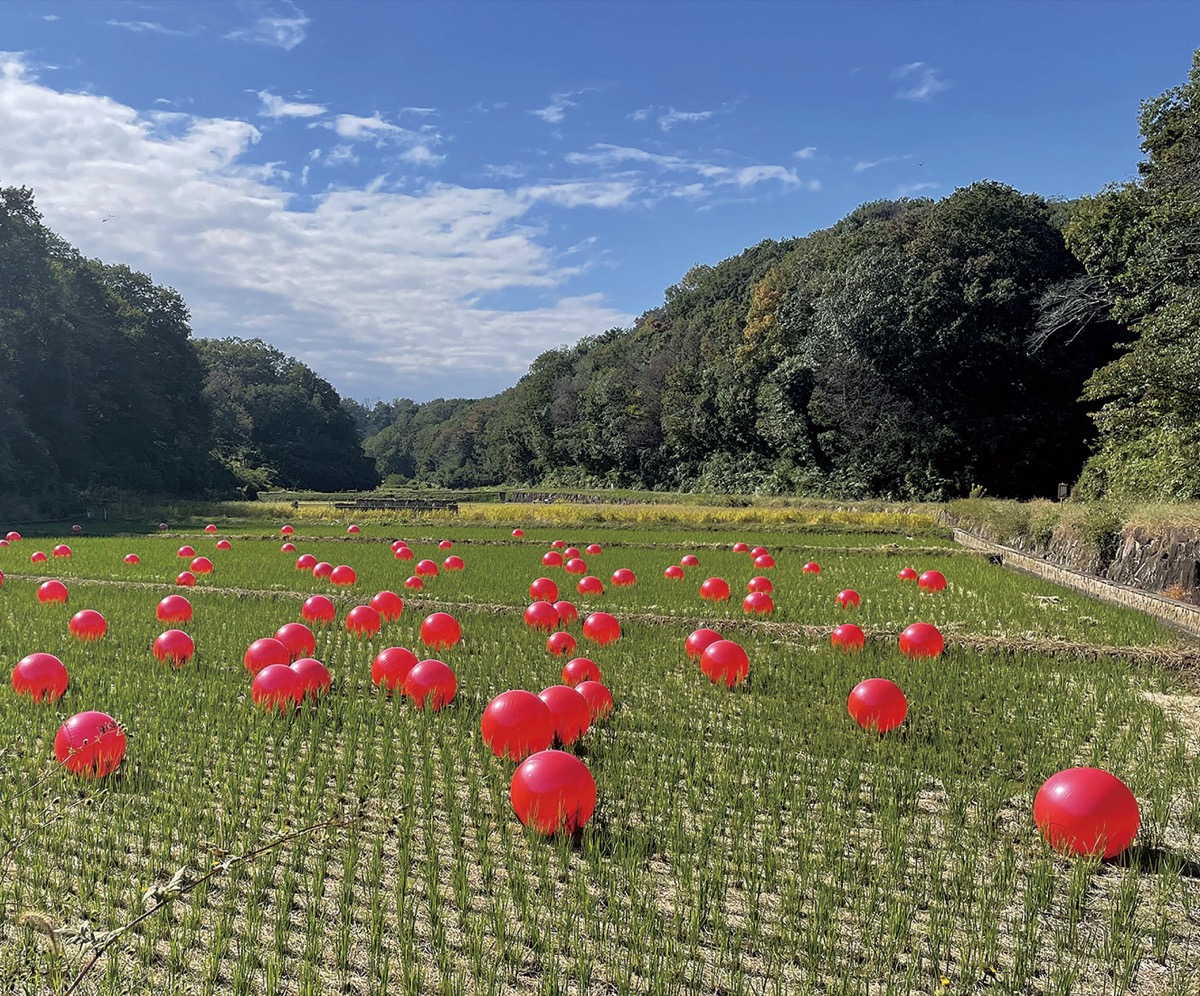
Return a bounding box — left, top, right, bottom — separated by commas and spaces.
256, 90, 326, 119
530, 92, 578, 124
658, 107, 714, 131
853, 154, 910, 172
733, 165, 800, 188
322, 111, 445, 166
0, 55, 630, 401
896, 182, 938, 196
225, 0, 310, 51
519, 180, 637, 209
107, 20, 187, 36
628, 106, 652, 122
400, 106, 437, 117
894, 62, 949, 101
323, 144, 358, 166
42, 14, 60, 21
793, 146, 817, 159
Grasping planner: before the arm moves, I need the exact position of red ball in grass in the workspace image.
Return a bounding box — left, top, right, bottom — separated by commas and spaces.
291, 658, 331, 699
564, 558, 588, 575
4, 531, 19, 542
0, 568, 3, 584
681, 554, 700, 568
394, 546, 414, 561
750, 546, 769, 558
732, 542, 750, 553
30, 551, 47, 563
370, 590, 404, 621
481, 690, 555, 761
524, 601, 560, 631
0, 540, 8, 548
1033, 768, 1140, 860
52, 544, 71, 558
538, 685, 591, 746
371, 646, 419, 693
897, 567, 919, 581
553, 600, 578, 624
542, 550, 564, 568
551, 540, 566, 550
918, 570, 947, 592
215, 539, 232, 551
346, 605, 382, 638
743, 591, 774, 616
576, 680, 614, 722
302, 594, 336, 625
530, 577, 559, 602
123, 553, 140, 565
157, 522, 168, 531
685, 628, 723, 660
281, 542, 297, 553
611, 568, 636, 587
403, 659, 457, 711
848, 678, 908, 733
438, 540, 453, 550
511, 750, 596, 835
576, 575, 604, 596
547, 631, 577, 656
416, 559, 439, 577
296, 554, 318, 571
176, 571, 196, 588
421, 612, 461, 649
753, 554, 776, 569
803, 562, 820, 575
153, 629, 195, 666
700, 577, 730, 602
836, 589, 861, 609
699, 639, 749, 688
391, 539, 406, 552
664, 565, 685, 580
404, 576, 424, 590
899, 622, 944, 659
562, 657, 601, 686
747, 576, 774, 593
55, 711, 126, 776
12, 653, 68, 703
38, 580, 68, 604
330, 564, 357, 587
512, 528, 525, 537
831, 624, 866, 652
312, 562, 333, 580
585, 544, 602, 556
205, 524, 218, 533
582, 612, 620, 646
68, 609, 107, 641
70, 525, 82, 534
157, 594, 192, 623
190, 556, 213, 575
245, 637, 290, 673
177, 545, 195, 558
251, 664, 301, 712
443, 555, 465, 572
274, 622, 316, 661
347, 523, 361, 534
280, 524, 294, 535
564, 547, 581, 560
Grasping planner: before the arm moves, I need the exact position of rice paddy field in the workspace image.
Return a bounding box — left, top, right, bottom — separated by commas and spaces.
2, 510, 1199, 996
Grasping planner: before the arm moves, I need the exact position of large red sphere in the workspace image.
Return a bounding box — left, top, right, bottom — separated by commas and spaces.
6, 531, 21, 542
524, 601, 560, 631
157, 594, 192, 623
177, 545, 195, 558
394, 546, 414, 561
542, 550, 564, 568
611, 568, 636, 587
562, 657, 601, 686
55, 711, 126, 776
918, 570, 947, 592
190, 556, 214, 575
836, 589, 861, 609
576, 576, 604, 596
664, 565, 685, 580
176, 571, 196, 587
748, 576, 773, 593
372, 646, 418, 693
575, 681, 614, 721
68, 609, 107, 641
312, 562, 334, 579
370, 590, 404, 621
553, 600, 578, 624
510, 751, 596, 835
538, 685, 591, 746
245, 637, 290, 673
848, 678, 908, 733
685, 628, 723, 660
742, 591, 774, 616
530, 577, 559, 602
582, 612, 620, 646
302, 594, 336, 625
12, 653, 68, 702
1034, 768, 1140, 859
700, 640, 749, 688
38, 580, 69, 604
750, 546, 769, 558
421, 612, 461, 649
481, 690, 554, 761
251, 664, 301, 712
296, 554, 318, 571
52, 544, 71, 558
564, 558, 588, 575
153, 629, 195, 666
700, 577, 730, 602
330, 564, 357, 587
346, 605, 382, 637
274, 622, 316, 661
291, 658, 332, 699
899, 623, 944, 659
831, 624, 866, 652
416, 559, 439, 577
403, 659, 457, 711
547, 631, 577, 656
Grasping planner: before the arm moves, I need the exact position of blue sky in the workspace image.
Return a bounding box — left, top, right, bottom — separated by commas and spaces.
1, 0, 1196, 403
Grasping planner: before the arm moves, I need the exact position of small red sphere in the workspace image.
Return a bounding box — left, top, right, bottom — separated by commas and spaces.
394, 545, 414, 561
123, 553, 140, 565
281, 542, 297, 553
524, 601, 560, 631
205, 524, 218, 533
732, 542, 750, 553
575, 680, 614, 722
416, 559, 439, 577
577, 575, 604, 596
176, 571, 197, 587
312, 561, 334, 579
664, 565, 685, 580
404, 575, 424, 590
747, 576, 774, 593
530, 577, 559, 602
742, 591, 774, 616
553, 600, 578, 624
52, 544, 71, 558
443, 555, 465, 571
836, 589, 861, 609
68, 609, 107, 641
512, 528, 525, 537
898, 567, 919, 581
296, 553, 317, 571
274, 622, 316, 661
30, 550, 47, 563
347, 524, 361, 534
215, 539, 232, 551
585, 544, 602, 555
753, 554, 776, 569
190, 556, 213, 575
681, 554, 700, 568
803, 562, 820, 575
918, 570, 947, 592
291, 658, 332, 699
564, 558, 588, 575
280, 524, 294, 535
438, 539, 453, 550
177, 545, 195, 559
611, 568, 636, 587
330, 564, 357, 587
542, 550, 564, 568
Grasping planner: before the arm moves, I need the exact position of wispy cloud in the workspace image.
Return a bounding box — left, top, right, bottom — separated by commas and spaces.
42, 14, 60, 21
793, 146, 817, 159
400, 106, 437, 117
107, 20, 187, 36
894, 62, 949, 101
225, 0, 310, 51
530, 91, 578, 124
256, 90, 325, 119
897, 182, 938, 196
322, 111, 445, 166
853, 154, 911, 172
628, 106, 652, 122
658, 107, 714, 131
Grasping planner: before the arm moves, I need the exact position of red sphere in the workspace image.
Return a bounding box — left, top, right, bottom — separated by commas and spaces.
681, 554, 700, 568
177, 545, 195, 558
547, 631, 578, 656
5, 531, 21, 542
157, 594, 192, 623
585, 544, 602, 556
562, 657, 601, 686
551, 540, 566, 549
511, 750, 596, 834
68, 609, 107, 641
280, 524, 295, 535
848, 678, 908, 732
38, 580, 68, 604
753, 554, 776, 569
611, 568, 636, 587
372, 646, 418, 693
747, 576, 774, 593
899, 622, 944, 659
251, 664, 301, 712
803, 561, 820, 574
215, 539, 232, 551
438, 540, 453, 550
538, 685, 591, 746
530, 577, 559, 602
403, 659, 457, 711
898, 567, 919, 581
190, 556, 214, 575
346, 605, 382, 637
176, 571, 196, 587
700, 577, 730, 602
296, 554, 318, 571
481, 690, 554, 761
416, 559, 439, 577
330, 564, 357, 587
732, 542, 750, 553
245, 637, 290, 673
582, 612, 620, 646
312, 562, 334, 579
576, 575, 604, 596
831, 624, 866, 652
205, 524, 218, 533
370, 590, 404, 621
55, 711, 126, 776
30, 551, 48, 563
347, 523, 361, 534
1034, 768, 1140, 859
743, 591, 774, 616
542, 550, 564, 568
553, 600, 578, 624
750, 546, 769, 558
281, 542, 297, 553
274, 622, 316, 661
52, 544, 71, 558
394, 546, 414, 561
918, 570, 947, 592
836, 589, 861, 609
564, 547, 581, 560
443, 555, 465, 571
512, 528, 525, 537
291, 658, 332, 699
302, 594, 336, 625
123, 553, 140, 565
664, 565, 685, 580
404, 576, 424, 590
153, 629, 195, 666
685, 628, 723, 660
421, 612, 461, 649
12, 653, 68, 702
564, 558, 588, 575
576, 680, 614, 721
700, 640, 749, 688
524, 601, 560, 631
